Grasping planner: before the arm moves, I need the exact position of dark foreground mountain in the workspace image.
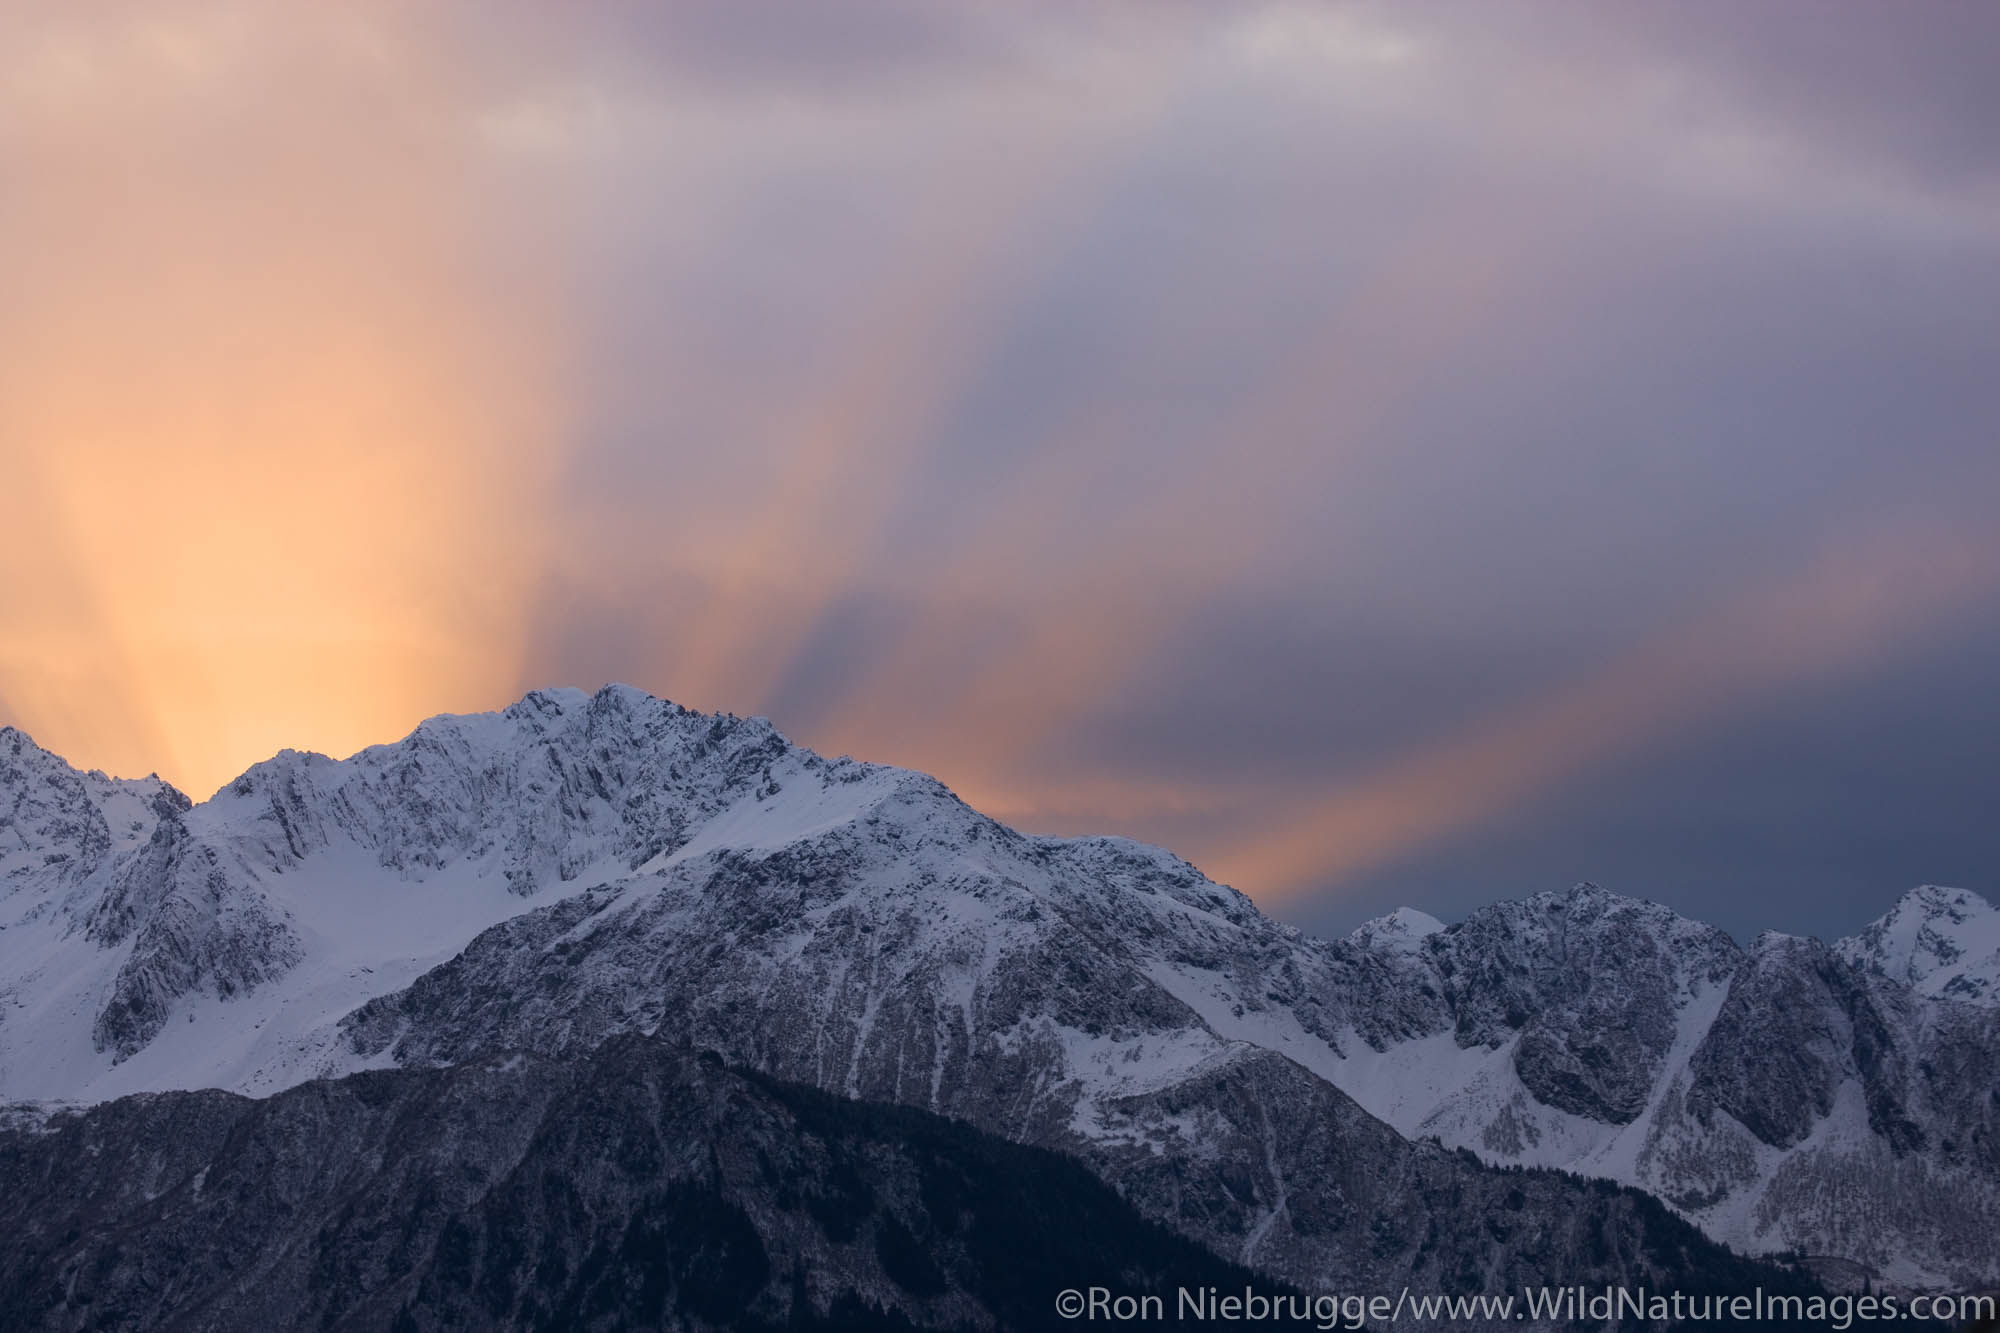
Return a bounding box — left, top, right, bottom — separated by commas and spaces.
0, 1034, 1833, 1333
0, 1036, 1266, 1331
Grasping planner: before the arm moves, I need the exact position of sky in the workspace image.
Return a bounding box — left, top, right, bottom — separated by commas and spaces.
3, 1, 1997, 944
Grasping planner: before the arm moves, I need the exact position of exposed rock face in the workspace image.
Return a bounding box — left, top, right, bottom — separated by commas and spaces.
1, 727, 182, 892
1687, 933, 1923, 1153
209, 686, 800, 892
1361, 895, 2000, 1289
0, 689, 821, 1082
1, 689, 1995, 1293
86, 811, 303, 1060
1426, 886, 1741, 1125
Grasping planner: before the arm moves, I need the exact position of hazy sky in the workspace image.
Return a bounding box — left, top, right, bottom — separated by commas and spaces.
4, 2, 1996, 942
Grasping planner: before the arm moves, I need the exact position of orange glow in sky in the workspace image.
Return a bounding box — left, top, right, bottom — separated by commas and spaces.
5, 2, 1997, 921
1, 5, 566, 795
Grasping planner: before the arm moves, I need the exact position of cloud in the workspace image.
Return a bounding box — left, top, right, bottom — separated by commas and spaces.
1204, 516, 2000, 903
3, 1, 1996, 938
0, 2, 571, 794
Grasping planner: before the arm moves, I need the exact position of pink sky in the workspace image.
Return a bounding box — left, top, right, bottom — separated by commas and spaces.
5, 2, 1997, 937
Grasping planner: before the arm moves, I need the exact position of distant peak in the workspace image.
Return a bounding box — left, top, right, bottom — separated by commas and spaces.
497, 683, 709, 728
1386, 905, 1445, 934
511, 686, 593, 715
1494, 881, 1646, 917
1852, 884, 1997, 940
1896, 883, 1992, 915
0, 727, 95, 780
1838, 884, 2000, 1003
1, 724, 46, 756
1350, 906, 1444, 953
592, 681, 669, 708
1561, 880, 1646, 907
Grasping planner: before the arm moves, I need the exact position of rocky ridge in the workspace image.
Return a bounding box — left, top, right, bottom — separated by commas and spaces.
2, 687, 1994, 1293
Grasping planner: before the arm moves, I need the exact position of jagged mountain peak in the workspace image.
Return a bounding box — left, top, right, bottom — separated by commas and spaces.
1446, 879, 1632, 926
3, 722, 178, 793
5, 694, 1999, 1292
1439, 878, 1742, 972
1837, 883, 2000, 1004
1405, 879, 1746, 1126
2, 726, 187, 892
214, 684, 774, 791
0, 722, 46, 754
1, 684, 1057, 1096
1901, 883, 1988, 911
1, 721, 82, 776
202, 684, 830, 881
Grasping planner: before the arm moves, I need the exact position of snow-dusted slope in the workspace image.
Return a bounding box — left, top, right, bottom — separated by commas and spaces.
1838, 884, 2000, 1004
1336, 896, 2000, 1291
2, 688, 1994, 1291
0, 687, 861, 1102
0, 692, 1704, 1296
1, 727, 181, 890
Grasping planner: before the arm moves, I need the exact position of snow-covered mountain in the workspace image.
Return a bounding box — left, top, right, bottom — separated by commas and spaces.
1332, 890, 2000, 1290
0, 726, 184, 891
3, 687, 1994, 1293
1, 688, 815, 1100
1838, 883, 2000, 1004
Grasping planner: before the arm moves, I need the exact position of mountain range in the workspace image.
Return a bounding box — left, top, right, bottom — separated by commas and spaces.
3, 686, 1995, 1323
